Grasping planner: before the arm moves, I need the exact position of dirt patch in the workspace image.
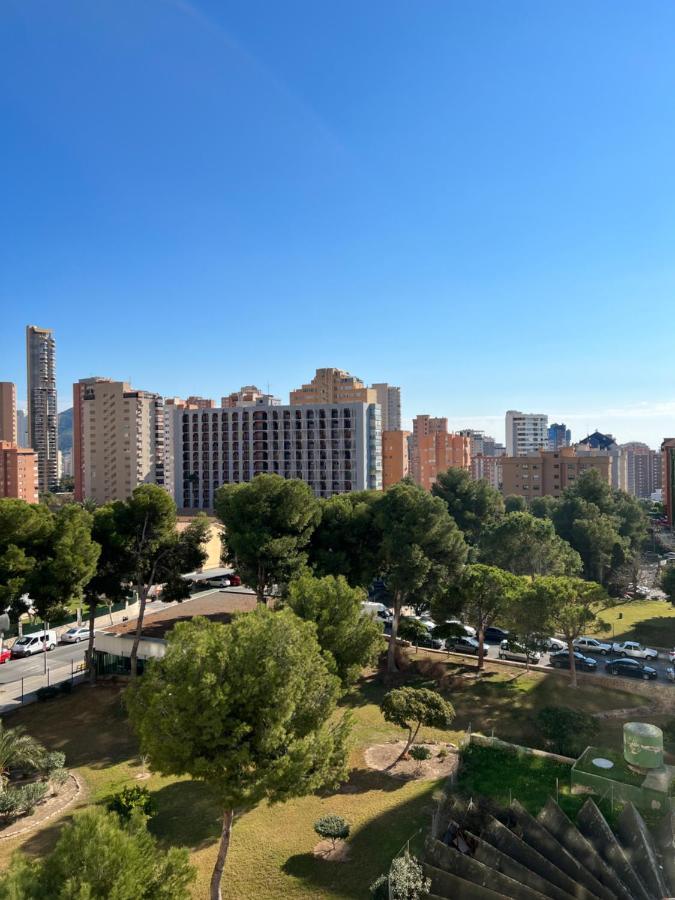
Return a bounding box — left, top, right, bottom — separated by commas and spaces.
0, 773, 82, 840
312, 839, 351, 862
364, 741, 459, 782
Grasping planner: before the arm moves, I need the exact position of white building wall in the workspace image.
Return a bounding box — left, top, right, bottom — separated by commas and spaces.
505, 410, 549, 457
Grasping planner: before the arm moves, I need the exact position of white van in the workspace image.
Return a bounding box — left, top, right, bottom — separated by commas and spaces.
11, 630, 58, 658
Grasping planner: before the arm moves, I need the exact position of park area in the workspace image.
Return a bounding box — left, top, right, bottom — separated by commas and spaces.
0, 652, 658, 900
599, 597, 675, 647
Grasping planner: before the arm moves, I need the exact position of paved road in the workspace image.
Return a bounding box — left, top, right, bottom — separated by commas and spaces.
0, 643, 87, 685
472, 645, 673, 681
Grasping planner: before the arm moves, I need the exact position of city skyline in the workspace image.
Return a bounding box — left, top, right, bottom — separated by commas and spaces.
0, 333, 671, 449
3, 3, 675, 451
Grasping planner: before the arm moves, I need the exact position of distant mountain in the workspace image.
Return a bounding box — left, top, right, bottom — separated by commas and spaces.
58, 408, 73, 453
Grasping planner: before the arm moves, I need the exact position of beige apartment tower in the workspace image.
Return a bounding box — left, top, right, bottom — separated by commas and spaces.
80, 380, 165, 504
290, 368, 377, 406
501, 447, 611, 500
0, 383, 17, 444
382, 429, 410, 488
0, 441, 38, 503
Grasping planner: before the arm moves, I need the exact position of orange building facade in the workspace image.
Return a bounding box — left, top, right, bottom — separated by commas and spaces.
410, 415, 471, 491
382, 429, 410, 488
0, 441, 38, 503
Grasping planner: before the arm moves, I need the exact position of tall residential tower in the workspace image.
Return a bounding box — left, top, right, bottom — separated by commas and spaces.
26, 325, 58, 492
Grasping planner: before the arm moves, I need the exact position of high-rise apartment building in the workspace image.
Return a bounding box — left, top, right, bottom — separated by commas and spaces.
471, 454, 503, 491
185, 396, 215, 409
174, 400, 381, 510
0, 441, 38, 503
548, 422, 571, 450
621, 442, 661, 499
79, 380, 164, 504
410, 415, 470, 491
15, 410, 28, 448
290, 368, 377, 406
73, 377, 113, 501
501, 447, 611, 500
505, 410, 548, 457
0, 383, 17, 444
371, 384, 401, 432
662, 439, 675, 528
221, 386, 277, 408
382, 430, 410, 488
26, 325, 58, 492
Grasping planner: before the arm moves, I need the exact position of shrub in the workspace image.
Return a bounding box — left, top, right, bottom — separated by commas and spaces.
535, 706, 599, 756
437, 747, 448, 760
409, 745, 431, 773
389, 853, 431, 899
49, 768, 70, 791
313, 814, 350, 849
13, 782, 48, 815
36, 686, 60, 702
663, 719, 675, 749
370, 873, 389, 899
41, 751, 66, 775
0, 791, 20, 819
107, 785, 156, 823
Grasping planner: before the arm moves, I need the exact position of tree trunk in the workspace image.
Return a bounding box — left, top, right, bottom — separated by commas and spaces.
129, 587, 148, 678
567, 638, 578, 688
386, 592, 403, 675
390, 722, 421, 768
477, 624, 485, 671
210, 808, 234, 900
87, 600, 97, 685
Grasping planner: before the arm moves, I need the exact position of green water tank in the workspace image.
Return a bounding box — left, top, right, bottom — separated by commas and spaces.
623, 723, 663, 770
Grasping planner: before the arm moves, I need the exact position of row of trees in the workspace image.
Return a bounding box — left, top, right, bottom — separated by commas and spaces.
215, 469, 634, 677
0, 486, 210, 677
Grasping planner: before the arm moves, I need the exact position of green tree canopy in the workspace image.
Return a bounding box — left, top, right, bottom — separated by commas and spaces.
434, 564, 524, 669
0, 500, 53, 619
517, 575, 608, 686
479, 512, 581, 578
286, 572, 382, 686
431, 468, 504, 547
126, 608, 350, 900
215, 474, 320, 603
380, 687, 455, 759
373, 482, 467, 673
504, 495, 527, 513
308, 491, 381, 587
92, 485, 209, 675
662, 565, 675, 605
0, 808, 195, 899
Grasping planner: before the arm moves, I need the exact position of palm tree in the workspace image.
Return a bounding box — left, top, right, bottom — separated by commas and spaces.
0, 723, 45, 788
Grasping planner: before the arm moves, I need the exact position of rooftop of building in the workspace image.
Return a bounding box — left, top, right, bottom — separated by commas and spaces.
103, 589, 257, 641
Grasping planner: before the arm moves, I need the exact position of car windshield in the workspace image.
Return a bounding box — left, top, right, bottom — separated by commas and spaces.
14, 637, 30, 645
65, 629, 78, 635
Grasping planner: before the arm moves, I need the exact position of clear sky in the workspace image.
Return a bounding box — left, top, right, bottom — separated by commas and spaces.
2, 1, 675, 447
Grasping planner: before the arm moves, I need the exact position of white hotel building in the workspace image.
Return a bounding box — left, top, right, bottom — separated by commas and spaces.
172, 396, 382, 510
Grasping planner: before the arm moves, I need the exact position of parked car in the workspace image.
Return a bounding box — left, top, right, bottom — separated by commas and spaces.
445, 620, 476, 638
416, 634, 445, 651
605, 658, 657, 680
573, 637, 613, 655
545, 637, 566, 653
549, 651, 597, 671
362, 602, 392, 624
669, 648, 675, 664
484, 626, 509, 643
448, 636, 489, 656
0, 648, 11, 664
611, 641, 658, 661
60, 626, 90, 644
498, 640, 541, 664
10, 630, 58, 658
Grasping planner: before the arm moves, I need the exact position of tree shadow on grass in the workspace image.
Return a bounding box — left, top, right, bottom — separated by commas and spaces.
282, 779, 441, 898
11, 810, 76, 859
150, 779, 223, 852
631, 615, 675, 645
327, 766, 408, 797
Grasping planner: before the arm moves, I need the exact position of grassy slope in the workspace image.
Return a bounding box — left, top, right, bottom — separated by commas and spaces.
597, 598, 675, 646
0, 667, 651, 899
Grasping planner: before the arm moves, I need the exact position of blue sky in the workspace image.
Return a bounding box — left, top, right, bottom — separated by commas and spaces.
2, 1, 675, 446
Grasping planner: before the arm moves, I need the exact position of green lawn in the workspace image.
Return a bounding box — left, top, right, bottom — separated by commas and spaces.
0, 663, 655, 899
596, 598, 675, 647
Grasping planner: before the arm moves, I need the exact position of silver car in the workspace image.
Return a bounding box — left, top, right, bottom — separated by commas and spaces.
499, 640, 541, 664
